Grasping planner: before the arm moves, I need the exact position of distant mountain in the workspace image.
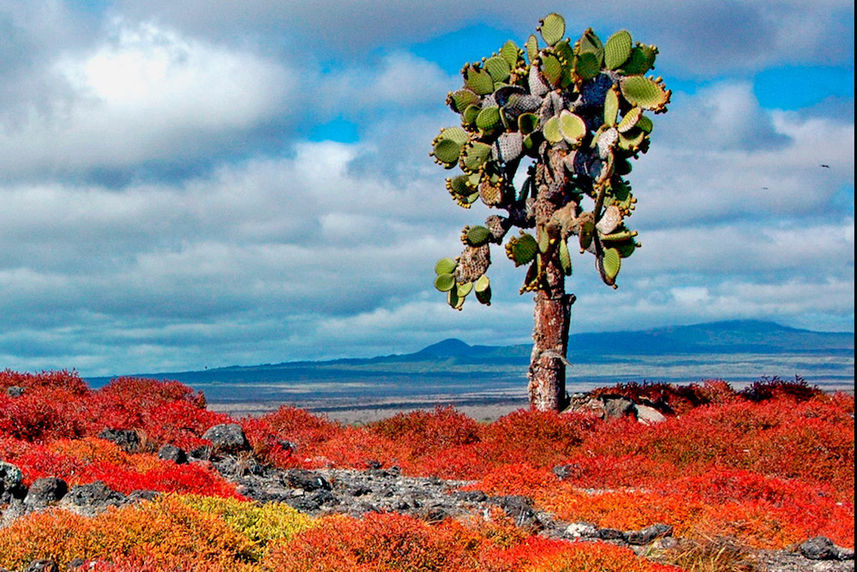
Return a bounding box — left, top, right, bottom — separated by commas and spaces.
86, 320, 852, 394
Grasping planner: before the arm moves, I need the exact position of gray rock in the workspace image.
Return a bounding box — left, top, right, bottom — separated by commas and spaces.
284, 469, 331, 492
0, 461, 26, 502
597, 527, 625, 540
98, 428, 141, 453
6, 386, 24, 397
24, 477, 68, 506
553, 463, 581, 480
634, 404, 667, 424
799, 536, 854, 561
600, 396, 636, 419
158, 444, 188, 464
24, 560, 58, 572
624, 523, 673, 545
487, 495, 541, 529
63, 481, 126, 509
202, 423, 250, 453
566, 522, 598, 538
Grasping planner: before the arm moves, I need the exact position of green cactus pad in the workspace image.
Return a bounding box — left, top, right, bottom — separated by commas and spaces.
614, 239, 637, 258
538, 13, 566, 46
536, 226, 549, 254
465, 65, 495, 95
542, 116, 563, 144
476, 106, 503, 135
604, 30, 632, 69
525, 34, 539, 63
598, 247, 621, 285
434, 273, 456, 292
435, 258, 458, 275
439, 126, 469, 145
457, 281, 474, 297
505, 232, 538, 266
555, 39, 573, 65
577, 28, 604, 62
518, 113, 539, 135
484, 56, 511, 82
475, 284, 492, 305
559, 110, 586, 146
574, 52, 602, 81
617, 107, 642, 133
636, 114, 653, 133
599, 230, 635, 242
447, 175, 472, 196
559, 237, 572, 276
620, 75, 671, 112
447, 287, 463, 309
466, 225, 492, 246
500, 40, 520, 67
462, 104, 481, 126
474, 274, 490, 293
620, 46, 653, 75
540, 54, 563, 86
618, 129, 646, 152
432, 138, 462, 167
462, 141, 493, 171
578, 218, 595, 251
604, 87, 619, 126
641, 44, 658, 69
448, 89, 480, 114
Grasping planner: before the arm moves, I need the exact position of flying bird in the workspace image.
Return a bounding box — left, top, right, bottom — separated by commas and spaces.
820, 164, 830, 168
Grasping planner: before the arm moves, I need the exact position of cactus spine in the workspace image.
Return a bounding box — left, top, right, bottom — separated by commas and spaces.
430, 14, 669, 411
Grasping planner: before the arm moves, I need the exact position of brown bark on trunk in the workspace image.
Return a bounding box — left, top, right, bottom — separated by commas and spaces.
527, 268, 573, 411
527, 149, 574, 412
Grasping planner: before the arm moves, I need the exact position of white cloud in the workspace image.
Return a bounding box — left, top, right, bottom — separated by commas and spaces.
0, 19, 293, 176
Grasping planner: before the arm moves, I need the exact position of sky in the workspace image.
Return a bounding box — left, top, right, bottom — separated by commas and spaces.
0, 1, 853, 376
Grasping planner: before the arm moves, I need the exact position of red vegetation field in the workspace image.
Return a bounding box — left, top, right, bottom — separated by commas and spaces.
0, 370, 853, 571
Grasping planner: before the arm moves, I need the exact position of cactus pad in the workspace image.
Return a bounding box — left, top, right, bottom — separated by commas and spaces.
461, 141, 493, 171
465, 225, 492, 246
604, 30, 632, 69
597, 246, 621, 286
559, 110, 587, 146
620, 75, 671, 112
434, 273, 455, 292
432, 138, 462, 167
540, 54, 563, 86
435, 257, 458, 275
464, 65, 495, 95
542, 116, 563, 144
574, 52, 602, 81
538, 13, 566, 46
448, 89, 480, 114
484, 56, 511, 82
506, 232, 538, 266
476, 106, 503, 135
617, 106, 642, 133
500, 40, 521, 67
559, 237, 572, 276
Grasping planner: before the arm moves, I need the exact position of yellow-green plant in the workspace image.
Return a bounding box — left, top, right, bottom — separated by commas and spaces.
431, 13, 670, 410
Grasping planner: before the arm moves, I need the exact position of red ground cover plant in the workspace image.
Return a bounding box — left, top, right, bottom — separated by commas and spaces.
0, 371, 853, 569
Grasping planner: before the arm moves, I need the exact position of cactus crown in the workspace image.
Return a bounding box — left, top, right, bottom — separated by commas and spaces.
431, 13, 670, 309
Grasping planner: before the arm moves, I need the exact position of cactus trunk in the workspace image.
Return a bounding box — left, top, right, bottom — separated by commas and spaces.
527, 266, 573, 411
527, 150, 574, 411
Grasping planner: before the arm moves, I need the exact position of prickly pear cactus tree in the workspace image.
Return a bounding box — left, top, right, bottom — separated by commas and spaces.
430, 14, 670, 411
